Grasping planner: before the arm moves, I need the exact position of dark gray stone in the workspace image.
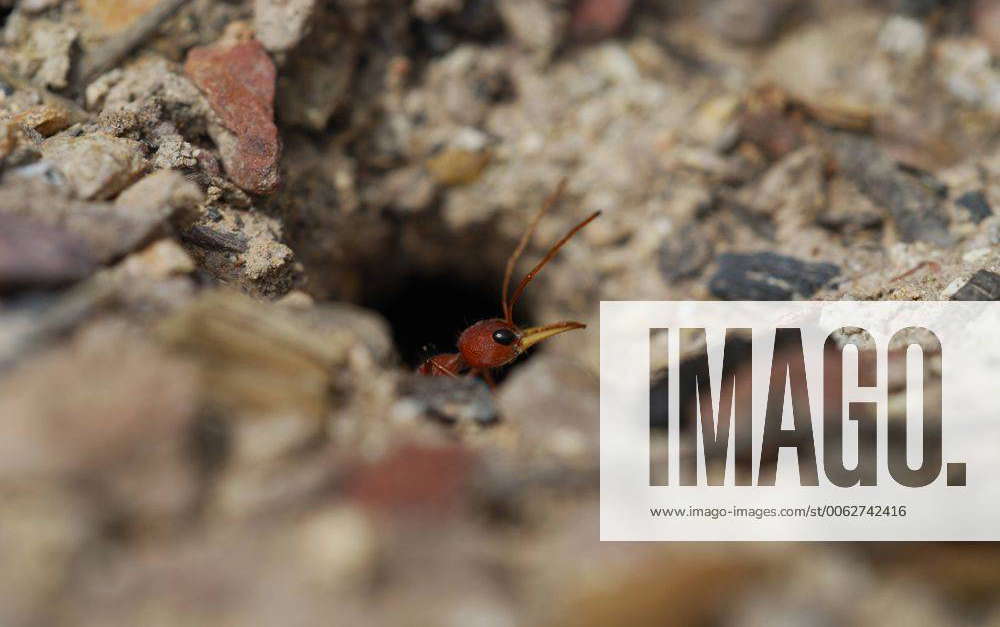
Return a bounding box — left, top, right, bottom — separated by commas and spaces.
956, 191, 993, 224
709, 252, 840, 300
830, 134, 953, 246
951, 270, 1000, 301
181, 225, 249, 253
898, 0, 950, 17
658, 226, 713, 282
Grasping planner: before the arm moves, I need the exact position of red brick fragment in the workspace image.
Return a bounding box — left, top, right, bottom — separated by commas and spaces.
571, 0, 633, 41
347, 444, 476, 517
185, 37, 281, 195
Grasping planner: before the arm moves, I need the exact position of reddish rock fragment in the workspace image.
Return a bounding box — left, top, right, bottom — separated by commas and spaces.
347, 444, 476, 517
571, 0, 633, 41
973, 0, 1000, 55
185, 37, 281, 195
739, 87, 805, 161
739, 109, 804, 161
0, 214, 96, 292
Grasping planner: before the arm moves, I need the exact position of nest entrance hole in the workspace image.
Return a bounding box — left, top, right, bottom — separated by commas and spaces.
365, 270, 537, 375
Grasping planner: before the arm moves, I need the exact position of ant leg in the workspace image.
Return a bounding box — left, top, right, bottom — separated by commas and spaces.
430, 360, 460, 377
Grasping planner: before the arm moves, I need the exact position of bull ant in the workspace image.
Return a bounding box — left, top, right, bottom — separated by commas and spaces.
417, 179, 600, 386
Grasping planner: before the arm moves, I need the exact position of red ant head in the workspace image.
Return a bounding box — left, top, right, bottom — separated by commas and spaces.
427, 179, 598, 377
458, 318, 585, 370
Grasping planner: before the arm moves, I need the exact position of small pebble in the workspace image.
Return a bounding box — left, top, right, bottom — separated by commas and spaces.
0, 214, 96, 292
497, 0, 568, 58
426, 147, 492, 186
973, 0, 1000, 55
878, 15, 928, 61
571, 0, 633, 41
185, 32, 282, 195
658, 226, 714, 282
79, 0, 161, 33
709, 252, 840, 300
12, 104, 72, 137
40, 134, 148, 200
951, 269, 1000, 301
956, 190, 993, 224
706, 0, 795, 46
831, 135, 953, 246
254, 0, 317, 52
941, 277, 966, 299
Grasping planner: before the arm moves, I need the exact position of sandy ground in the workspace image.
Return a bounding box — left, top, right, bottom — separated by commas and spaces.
2, 0, 1000, 625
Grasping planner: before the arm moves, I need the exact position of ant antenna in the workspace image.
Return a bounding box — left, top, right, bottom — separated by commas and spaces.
501, 178, 568, 322
505, 208, 601, 323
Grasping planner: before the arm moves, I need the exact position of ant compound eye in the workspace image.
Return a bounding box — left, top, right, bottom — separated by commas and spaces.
492, 328, 517, 346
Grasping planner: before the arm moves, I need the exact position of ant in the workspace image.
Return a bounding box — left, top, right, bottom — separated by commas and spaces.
417, 179, 600, 386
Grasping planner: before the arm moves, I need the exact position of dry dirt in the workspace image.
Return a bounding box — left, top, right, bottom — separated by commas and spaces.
2, 0, 1000, 625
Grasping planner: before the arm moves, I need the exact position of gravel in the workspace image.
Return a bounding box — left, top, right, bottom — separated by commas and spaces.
1, 0, 1000, 624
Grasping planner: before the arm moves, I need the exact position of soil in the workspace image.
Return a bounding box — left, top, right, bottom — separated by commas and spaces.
2, 0, 1000, 625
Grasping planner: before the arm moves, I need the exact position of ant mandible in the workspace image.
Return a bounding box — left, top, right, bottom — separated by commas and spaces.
417, 179, 600, 386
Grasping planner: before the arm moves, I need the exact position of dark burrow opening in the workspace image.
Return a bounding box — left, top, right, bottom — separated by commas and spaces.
364, 272, 537, 378
285, 196, 544, 381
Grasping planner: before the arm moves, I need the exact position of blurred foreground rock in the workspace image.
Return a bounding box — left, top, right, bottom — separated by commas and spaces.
0, 214, 96, 292
1, 0, 1000, 625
